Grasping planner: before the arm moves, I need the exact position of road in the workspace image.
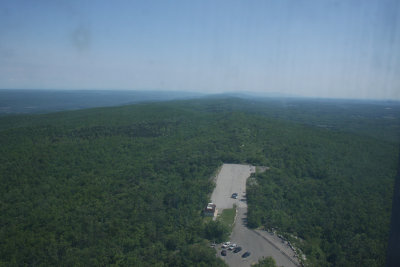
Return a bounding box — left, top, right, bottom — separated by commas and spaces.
211, 164, 300, 267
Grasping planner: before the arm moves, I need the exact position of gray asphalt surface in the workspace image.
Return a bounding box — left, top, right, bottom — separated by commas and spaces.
212, 164, 299, 267
211, 164, 253, 210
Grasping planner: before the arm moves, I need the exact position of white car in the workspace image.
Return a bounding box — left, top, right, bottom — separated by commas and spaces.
228, 244, 237, 250
222, 241, 231, 248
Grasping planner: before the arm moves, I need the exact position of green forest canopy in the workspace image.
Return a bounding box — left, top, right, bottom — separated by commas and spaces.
0, 97, 398, 266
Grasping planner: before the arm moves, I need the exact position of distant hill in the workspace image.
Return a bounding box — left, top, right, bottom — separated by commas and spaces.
0, 89, 203, 114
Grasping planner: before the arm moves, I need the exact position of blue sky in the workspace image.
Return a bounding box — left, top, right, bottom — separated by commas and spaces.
1, 0, 399, 99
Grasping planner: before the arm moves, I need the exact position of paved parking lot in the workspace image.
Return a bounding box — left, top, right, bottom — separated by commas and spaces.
212, 164, 299, 267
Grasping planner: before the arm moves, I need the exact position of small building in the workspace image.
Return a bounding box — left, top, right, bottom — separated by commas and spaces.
204, 202, 216, 217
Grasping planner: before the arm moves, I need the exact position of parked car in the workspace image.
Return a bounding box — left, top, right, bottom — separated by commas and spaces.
222, 241, 231, 248
231, 193, 238, 199
228, 243, 237, 250
221, 250, 227, 256
242, 251, 251, 258
233, 246, 242, 253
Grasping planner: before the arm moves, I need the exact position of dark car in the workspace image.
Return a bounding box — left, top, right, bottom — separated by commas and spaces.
233, 246, 242, 253
221, 250, 227, 256
242, 251, 251, 258
231, 193, 238, 199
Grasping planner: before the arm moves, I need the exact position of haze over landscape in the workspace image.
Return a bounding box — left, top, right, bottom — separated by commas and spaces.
1, 1, 400, 267
1, 0, 400, 100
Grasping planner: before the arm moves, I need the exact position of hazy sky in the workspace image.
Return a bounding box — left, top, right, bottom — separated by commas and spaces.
1, 0, 399, 99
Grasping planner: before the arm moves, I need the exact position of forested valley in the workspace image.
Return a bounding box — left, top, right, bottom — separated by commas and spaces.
1, 97, 398, 266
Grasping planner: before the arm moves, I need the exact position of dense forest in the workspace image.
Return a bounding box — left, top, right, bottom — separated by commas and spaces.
0, 97, 399, 266
245, 115, 397, 266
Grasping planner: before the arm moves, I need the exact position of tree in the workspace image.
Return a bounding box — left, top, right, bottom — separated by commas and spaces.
204, 221, 229, 243
252, 257, 279, 267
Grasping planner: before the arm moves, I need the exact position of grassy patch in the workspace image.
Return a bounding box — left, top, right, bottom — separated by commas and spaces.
218, 205, 236, 230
